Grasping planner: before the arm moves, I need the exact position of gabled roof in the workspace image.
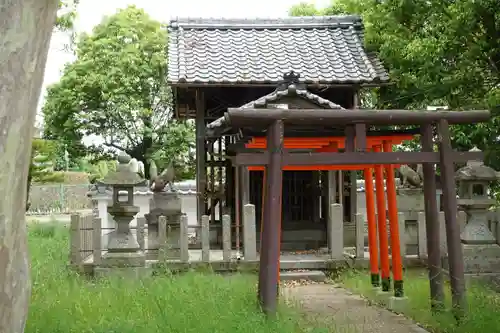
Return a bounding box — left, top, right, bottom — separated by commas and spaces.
239, 71, 345, 109
167, 16, 389, 86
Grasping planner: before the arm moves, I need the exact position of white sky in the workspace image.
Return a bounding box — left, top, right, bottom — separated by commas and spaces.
38, 0, 330, 140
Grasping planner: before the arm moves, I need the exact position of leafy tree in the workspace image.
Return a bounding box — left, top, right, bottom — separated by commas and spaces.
42, 5, 194, 179
26, 139, 64, 211
56, 0, 79, 31
29, 139, 64, 184
290, 0, 500, 168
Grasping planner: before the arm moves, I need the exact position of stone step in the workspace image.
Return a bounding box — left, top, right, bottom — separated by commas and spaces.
280, 270, 326, 282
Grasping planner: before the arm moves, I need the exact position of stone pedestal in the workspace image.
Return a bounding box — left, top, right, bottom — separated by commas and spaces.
100, 205, 146, 273
396, 187, 425, 212
145, 192, 183, 259
462, 244, 500, 274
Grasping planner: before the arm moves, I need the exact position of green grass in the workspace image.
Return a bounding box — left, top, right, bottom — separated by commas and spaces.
26, 223, 324, 333
339, 269, 500, 333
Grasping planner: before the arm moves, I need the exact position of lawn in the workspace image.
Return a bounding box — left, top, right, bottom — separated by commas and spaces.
26, 222, 322, 333
340, 269, 500, 333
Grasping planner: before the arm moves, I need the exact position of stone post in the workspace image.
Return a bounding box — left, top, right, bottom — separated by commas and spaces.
417, 212, 427, 259
243, 204, 257, 261
329, 204, 343, 259
355, 213, 365, 258
201, 215, 210, 262
70, 214, 81, 265
93, 217, 102, 265
145, 191, 183, 259
398, 212, 406, 265
180, 214, 189, 263
137, 217, 146, 251
222, 214, 232, 261
158, 216, 167, 261
438, 212, 447, 255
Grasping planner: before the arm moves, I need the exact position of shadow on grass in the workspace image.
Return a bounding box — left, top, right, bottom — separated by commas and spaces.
26, 223, 328, 333
339, 269, 500, 333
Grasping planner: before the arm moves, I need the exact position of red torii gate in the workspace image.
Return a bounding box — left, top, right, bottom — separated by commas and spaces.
245, 133, 415, 292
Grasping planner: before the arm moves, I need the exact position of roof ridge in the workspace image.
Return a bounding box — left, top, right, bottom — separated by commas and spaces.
168, 15, 363, 30
239, 77, 345, 110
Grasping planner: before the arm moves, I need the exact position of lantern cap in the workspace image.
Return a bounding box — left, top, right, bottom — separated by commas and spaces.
101, 152, 144, 186
456, 147, 499, 181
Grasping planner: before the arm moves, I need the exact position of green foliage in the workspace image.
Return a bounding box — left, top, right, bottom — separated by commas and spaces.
55, 0, 79, 31
150, 120, 196, 180
30, 139, 64, 184
87, 160, 117, 183
26, 224, 317, 333
290, 0, 500, 168
43, 5, 195, 179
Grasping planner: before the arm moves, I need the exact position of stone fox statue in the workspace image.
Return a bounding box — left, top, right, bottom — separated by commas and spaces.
397, 164, 424, 188
150, 160, 176, 192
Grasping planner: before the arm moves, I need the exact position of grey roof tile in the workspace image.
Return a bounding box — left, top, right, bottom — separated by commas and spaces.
167, 16, 389, 85
239, 81, 345, 110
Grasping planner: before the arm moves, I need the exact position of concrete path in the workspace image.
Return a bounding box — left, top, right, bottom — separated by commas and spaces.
283, 284, 428, 333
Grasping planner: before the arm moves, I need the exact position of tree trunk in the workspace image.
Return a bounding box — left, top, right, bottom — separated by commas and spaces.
0, 1, 58, 333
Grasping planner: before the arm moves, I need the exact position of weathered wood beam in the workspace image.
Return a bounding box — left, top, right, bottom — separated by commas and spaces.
207, 124, 424, 139
195, 90, 207, 222
420, 123, 445, 311
234, 151, 483, 166
224, 108, 490, 127
437, 119, 467, 318
345, 125, 356, 223
259, 120, 284, 315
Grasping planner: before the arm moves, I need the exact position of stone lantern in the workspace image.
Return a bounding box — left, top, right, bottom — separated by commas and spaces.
100, 152, 146, 268
456, 147, 499, 244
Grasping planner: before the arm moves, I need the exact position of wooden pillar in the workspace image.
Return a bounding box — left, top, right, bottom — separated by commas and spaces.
239, 165, 250, 251
312, 171, 320, 223
383, 142, 404, 297
337, 170, 342, 203
225, 150, 234, 212
257, 169, 267, 303
242, 167, 250, 205
235, 164, 241, 253
345, 126, 356, 223
208, 141, 216, 223
195, 90, 207, 226
259, 120, 284, 316
364, 161, 379, 286
420, 123, 445, 311
437, 119, 467, 318
349, 91, 360, 223
327, 170, 337, 250
373, 144, 391, 292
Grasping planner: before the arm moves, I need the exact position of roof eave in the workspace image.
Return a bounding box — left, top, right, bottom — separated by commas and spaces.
168, 81, 392, 88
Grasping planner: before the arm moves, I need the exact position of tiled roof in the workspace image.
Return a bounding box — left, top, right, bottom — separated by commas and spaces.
239, 72, 345, 109
167, 16, 389, 85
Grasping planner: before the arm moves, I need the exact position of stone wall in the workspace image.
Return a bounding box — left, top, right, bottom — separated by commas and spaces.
28, 183, 91, 215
